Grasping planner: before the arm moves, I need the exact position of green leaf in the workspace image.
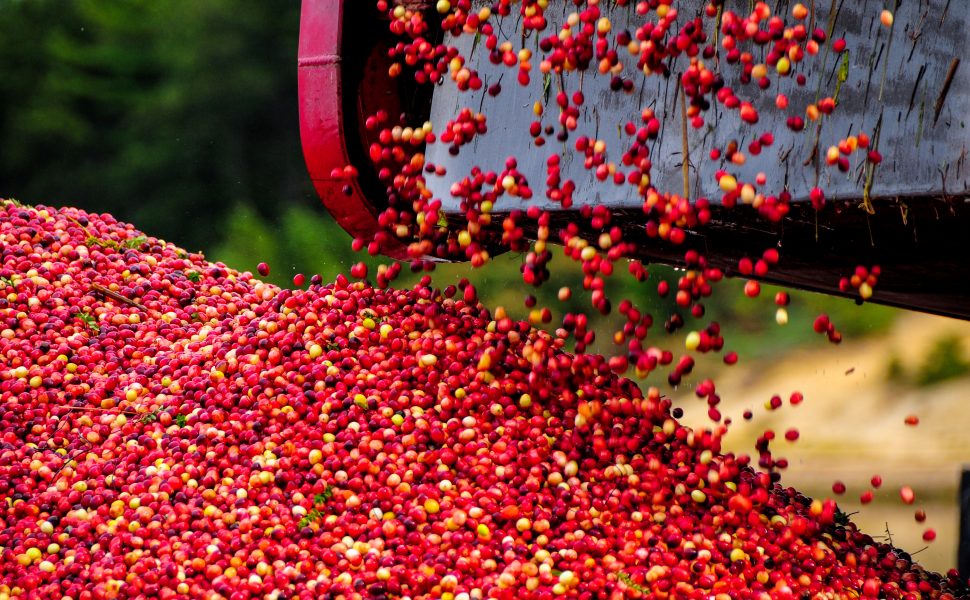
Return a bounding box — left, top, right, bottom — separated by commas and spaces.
139, 407, 161, 424
123, 235, 148, 249
618, 571, 648, 593
833, 50, 849, 104
76, 311, 100, 334
310, 485, 335, 510
87, 234, 119, 249
471, 30, 482, 55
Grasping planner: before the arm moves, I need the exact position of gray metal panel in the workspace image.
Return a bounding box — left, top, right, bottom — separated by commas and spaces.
426, 1, 970, 212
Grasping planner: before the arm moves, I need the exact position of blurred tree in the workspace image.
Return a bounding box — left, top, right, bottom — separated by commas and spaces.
914, 335, 970, 387
210, 202, 363, 285
0, 0, 308, 250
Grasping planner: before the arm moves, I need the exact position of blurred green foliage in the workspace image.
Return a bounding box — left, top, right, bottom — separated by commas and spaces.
880, 335, 970, 388
0, 0, 306, 251
0, 0, 899, 376
914, 335, 970, 387
885, 353, 907, 384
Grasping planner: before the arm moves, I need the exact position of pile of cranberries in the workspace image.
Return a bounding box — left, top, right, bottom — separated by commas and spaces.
0, 1, 960, 597
0, 201, 963, 598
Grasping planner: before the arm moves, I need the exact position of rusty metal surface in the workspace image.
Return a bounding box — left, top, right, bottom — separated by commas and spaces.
426, 0, 970, 211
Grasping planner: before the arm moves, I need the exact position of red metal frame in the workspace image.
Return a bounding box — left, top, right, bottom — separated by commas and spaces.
298, 0, 407, 257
